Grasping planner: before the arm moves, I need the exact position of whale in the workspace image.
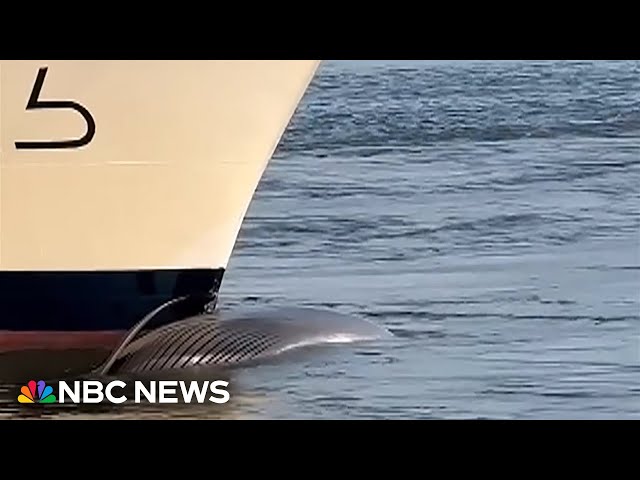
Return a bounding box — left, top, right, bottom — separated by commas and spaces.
98, 303, 391, 376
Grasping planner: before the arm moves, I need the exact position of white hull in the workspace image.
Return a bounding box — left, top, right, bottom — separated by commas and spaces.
0, 60, 319, 271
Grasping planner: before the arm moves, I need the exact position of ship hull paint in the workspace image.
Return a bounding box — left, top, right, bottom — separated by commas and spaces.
0, 331, 124, 353
0, 61, 320, 272
0, 268, 224, 349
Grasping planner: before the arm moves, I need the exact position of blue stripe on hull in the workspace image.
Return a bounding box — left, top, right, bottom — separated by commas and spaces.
0, 269, 224, 331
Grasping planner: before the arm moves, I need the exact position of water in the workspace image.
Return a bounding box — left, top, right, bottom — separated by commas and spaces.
2, 60, 639, 419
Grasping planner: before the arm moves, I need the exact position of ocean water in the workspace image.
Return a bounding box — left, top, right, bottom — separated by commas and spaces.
2, 60, 639, 419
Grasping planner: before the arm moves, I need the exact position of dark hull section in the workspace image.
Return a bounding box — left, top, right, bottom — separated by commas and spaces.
0, 269, 224, 333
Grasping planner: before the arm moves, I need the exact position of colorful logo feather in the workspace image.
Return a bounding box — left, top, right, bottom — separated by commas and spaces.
18, 380, 57, 404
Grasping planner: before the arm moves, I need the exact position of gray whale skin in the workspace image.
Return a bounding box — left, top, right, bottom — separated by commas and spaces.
101, 306, 391, 375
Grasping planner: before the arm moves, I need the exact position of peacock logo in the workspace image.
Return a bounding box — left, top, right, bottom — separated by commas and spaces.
18, 380, 57, 404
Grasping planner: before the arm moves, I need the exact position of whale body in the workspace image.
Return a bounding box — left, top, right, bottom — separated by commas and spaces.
100, 306, 391, 376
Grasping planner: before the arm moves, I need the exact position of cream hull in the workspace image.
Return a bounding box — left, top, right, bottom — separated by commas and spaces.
0, 60, 319, 345
0, 60, 319, 271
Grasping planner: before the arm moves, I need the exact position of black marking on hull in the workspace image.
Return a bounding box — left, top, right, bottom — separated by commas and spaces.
0, 269, 224, 332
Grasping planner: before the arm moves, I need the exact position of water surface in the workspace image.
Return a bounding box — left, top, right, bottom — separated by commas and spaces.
2, 60, 639, 419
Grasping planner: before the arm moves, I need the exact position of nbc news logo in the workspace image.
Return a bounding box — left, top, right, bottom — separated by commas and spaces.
18, 380, 57, 404
18, 379, 230, 405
